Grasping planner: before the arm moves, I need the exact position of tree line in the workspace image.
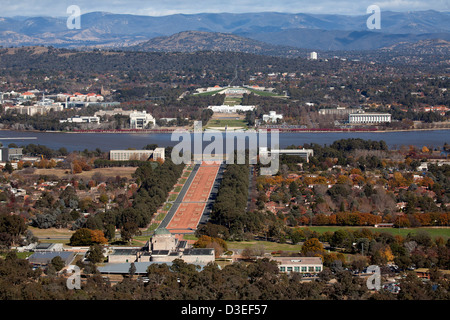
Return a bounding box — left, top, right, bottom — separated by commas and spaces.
77, 159, 184, 243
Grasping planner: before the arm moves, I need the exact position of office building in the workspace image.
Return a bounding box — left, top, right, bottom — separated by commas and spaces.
130, 111, 156, 129
272, 257, 323, 274
349, 113, 391, 124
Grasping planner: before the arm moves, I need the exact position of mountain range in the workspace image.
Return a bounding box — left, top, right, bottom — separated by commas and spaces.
0, 10, 449, 52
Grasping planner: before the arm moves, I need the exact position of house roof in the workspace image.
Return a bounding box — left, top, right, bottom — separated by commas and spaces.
28, 251, 75, 265
271, 256, 323, 265
98, 261, 208, 274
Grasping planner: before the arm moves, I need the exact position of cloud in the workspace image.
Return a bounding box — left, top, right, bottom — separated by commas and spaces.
1, 0, 447, 17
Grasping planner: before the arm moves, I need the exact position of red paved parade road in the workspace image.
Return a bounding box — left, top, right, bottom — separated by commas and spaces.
166, 162, 220, 234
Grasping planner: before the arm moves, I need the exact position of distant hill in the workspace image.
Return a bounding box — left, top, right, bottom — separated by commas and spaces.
379, 39, 450, 55
129, 31, 307, 56
241, 28, 450, 51
0, 10, 449, 51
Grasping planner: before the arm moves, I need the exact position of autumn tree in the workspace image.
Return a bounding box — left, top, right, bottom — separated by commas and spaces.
301, 238, 325, 256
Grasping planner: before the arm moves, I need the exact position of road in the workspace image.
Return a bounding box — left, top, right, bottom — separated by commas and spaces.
158, 163, 200, 229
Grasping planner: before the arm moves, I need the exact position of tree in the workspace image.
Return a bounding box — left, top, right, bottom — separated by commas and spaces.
129, 262, 136, 277
72, 162, 82, 174
301, 238, 325, 256
90, 229, 108, 244
69, 228, 93, 246
86, 243, 105, 264
99, 193, 109, 205
3, 162, 13, 174
50, 256, 65, 272
397, 272, 429, 300
194, 235, 228, 257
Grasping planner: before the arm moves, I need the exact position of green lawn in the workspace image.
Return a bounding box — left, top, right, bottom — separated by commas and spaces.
246, 88, 285, 97
297, 226, 450, 239
1, 251, 33, 259
223, 97, 242, 106
226, 240, 302, 252
182, 171, 191, 178
205, 119, 248, 129
195, 89, 225, 96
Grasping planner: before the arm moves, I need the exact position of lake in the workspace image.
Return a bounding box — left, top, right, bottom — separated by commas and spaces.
0, 129, 448, 152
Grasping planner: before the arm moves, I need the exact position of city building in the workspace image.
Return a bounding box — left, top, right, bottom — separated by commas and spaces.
6, 103, 64, 116
319, 107, 363, 115
262, 111, 283, 123
60, 116, 100, 123
28, 251, 76, 268
223, 87, 250, 97
67, 92, 104, 102
129, 111, 156, 129
20, 91, 36, 99
259, 147, 314, 163
349, 113, 391, 124
272, 257, 323, 274
309, 52, 318, 60
0, 147, 23, 162
103, 228, 215, 266
109, 150, 154, 161
208, 105, 256, 113
97, 261, 212, 281
152, 148, 165, 161
109, 148, 165, 161
33, 243, 64, 252
94, 108, 135, 117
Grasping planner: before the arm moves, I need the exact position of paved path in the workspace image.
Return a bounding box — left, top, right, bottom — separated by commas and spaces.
158, 163, 200, 229
166, 162, 221, 234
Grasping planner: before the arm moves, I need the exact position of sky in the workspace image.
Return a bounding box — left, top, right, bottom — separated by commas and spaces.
1, 0, 449, 17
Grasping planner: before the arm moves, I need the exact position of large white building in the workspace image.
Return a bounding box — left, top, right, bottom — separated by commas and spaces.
309, 52, 318, 60
102, 227, 215, 266
272, 257, 323, 274
5, 103, 64, 116
262, 111, 283, 123
259, 147, 314, 163
94, 108, 134, 117
60, 116, 100, 123
349, 113, 391, 124
129, 111, 156, 129
208, 105, 256, 113
109, 148, 165, 161
318, 107, 363, 115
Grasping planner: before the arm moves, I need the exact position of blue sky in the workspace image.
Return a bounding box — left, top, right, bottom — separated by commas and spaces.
1, 0, 449, 17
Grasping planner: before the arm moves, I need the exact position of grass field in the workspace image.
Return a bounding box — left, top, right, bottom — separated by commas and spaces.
227, 240, 303, 252
195, 89, 225, 96
246, 88, 286, 97
205, 119, 248, 129
32, 167, 138, 179
29, 226, 74, 239
223, 97, 242, 106
296, 226, 450, 239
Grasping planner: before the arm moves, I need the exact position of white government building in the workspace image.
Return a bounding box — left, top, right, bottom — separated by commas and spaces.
259, 147, 314, 163
262, 111, 283, 123
109, 148, 165, 161
129, 110, 156, 129
208, 105, 256, 113
349, 112, 391, 124
272, 257, 323, 274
